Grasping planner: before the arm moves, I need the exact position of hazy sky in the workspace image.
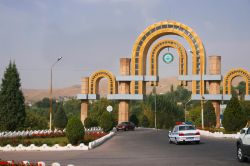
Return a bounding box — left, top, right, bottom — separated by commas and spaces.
0, 0, 249, 89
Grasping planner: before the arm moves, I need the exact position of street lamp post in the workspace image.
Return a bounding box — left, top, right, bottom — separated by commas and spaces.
184, 98, 192, 122
154, 86, 157, 130
201, 96, 205, 129
188, 49, 204, 129
200, 62, 204, 129
49, 57, 63, 130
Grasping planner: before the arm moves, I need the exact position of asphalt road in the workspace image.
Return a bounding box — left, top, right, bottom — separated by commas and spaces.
0, 128, 249, 166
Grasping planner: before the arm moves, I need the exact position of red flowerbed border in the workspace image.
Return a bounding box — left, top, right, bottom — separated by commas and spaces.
84, 132, 107, 142
0, 160, 40, 166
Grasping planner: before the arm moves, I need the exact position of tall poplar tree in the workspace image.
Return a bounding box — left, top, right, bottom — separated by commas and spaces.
0, 61, 26, 131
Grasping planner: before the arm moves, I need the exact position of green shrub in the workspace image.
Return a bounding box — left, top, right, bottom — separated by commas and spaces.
187, 106, 201, 127
99, 112, 113, 132
66, 117, 85, 145
129, 114, 139, 127
24, 111, 48, 130
54, 104, 68, 130
222, 96, 247, 132
84, 117, 95, 129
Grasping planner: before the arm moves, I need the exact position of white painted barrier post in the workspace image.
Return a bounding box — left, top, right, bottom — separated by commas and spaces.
51, 162, 61, 166
37, 161, 46, 166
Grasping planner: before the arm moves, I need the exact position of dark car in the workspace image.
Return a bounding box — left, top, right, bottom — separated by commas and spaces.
116, 122, 135, 131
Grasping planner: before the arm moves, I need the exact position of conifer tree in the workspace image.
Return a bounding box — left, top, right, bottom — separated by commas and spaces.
141, 115, 150, 127
100, 111, 113, 132
54, 104, 68, 129
222, 96, 247, 132
204, 101, 216, 128
129, 114, 139, 127
0, 61, 26, 131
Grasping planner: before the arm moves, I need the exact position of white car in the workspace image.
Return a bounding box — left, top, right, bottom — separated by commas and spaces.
168, 123, 200, 144
236, 127, 250, 162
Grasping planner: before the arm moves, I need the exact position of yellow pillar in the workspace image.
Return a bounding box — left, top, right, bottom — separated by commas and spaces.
81, 100, 88, 124
81, 77, 89, 124
208, 55, 221, 128
119, 100, 129, 123
118, 58, 131, 123
212, 101, 220, 128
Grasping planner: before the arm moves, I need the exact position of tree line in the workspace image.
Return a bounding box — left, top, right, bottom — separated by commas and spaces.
0, 61, 249, 133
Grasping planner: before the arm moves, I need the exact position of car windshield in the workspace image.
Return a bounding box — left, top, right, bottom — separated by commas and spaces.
179, 125, 196, 131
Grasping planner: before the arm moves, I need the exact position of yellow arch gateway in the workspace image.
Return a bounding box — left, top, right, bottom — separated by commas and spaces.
223, 68, 250, 95
131, 20, 206, 95
149, 39, 188, 86
89, 70, 116, 94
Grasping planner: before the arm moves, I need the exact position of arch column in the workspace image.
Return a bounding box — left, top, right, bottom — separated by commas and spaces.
208, 56, 221, 128
118, 58, 131, 123
81, 77, 89, 124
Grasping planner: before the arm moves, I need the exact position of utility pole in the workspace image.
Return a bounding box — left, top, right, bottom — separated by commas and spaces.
185, 98, 192, 122
200, 61, 204, 129
154, 86, 157, 130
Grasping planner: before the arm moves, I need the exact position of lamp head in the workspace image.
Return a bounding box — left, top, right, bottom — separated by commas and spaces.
57, 57, 63, 61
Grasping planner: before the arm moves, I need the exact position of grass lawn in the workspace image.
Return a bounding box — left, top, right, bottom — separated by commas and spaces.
28, 137, 68, 146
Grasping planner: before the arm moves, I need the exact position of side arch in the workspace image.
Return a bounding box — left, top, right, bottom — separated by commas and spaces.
149, 39, 188, 86
131, 20, 206, 95
89, 70, 116, 94
223, 68, 250, 95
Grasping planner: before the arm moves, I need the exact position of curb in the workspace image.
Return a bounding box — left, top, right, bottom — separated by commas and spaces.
0, 143, 88, 151
198, 130, 240, 139
88, 132, 115, 149
0, 132, 115, 151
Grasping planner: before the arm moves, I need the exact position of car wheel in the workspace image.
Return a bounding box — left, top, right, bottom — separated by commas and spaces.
195, 141, 200, 144
237, 145, 247, 162
169, 138, 172, 144
175, 138, 179, 145
124, 128, 127, 131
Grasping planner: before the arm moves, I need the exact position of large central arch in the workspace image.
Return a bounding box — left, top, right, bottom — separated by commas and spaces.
130, 20, 206, 95
149, 39, 188, 86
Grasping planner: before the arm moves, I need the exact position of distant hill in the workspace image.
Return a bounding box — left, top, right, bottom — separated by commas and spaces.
23, 76, 244, 103
23, 85, 81, 103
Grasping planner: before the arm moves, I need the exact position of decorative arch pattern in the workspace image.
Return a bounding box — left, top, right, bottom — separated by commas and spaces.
130, 20, 206, 95
223, 68, 250, 95
149, 39, 188, 86
89, 70, 116, 94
